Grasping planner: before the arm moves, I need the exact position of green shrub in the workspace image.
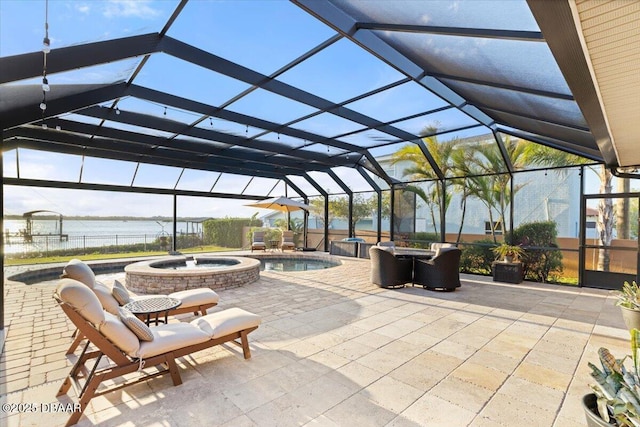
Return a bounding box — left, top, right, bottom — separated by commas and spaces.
460, 239, 495, 275
405, 232, 439, 249
512, 221, 563, 283
203, 217, 262, 248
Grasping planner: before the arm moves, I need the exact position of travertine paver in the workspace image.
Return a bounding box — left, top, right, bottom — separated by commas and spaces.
0, 253, 630, 426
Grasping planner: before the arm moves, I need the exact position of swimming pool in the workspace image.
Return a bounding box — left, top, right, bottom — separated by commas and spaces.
260, 258, 338, 272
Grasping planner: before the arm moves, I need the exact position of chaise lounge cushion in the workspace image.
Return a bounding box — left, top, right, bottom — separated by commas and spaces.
56, 278, 104, 326
137, 323, 211, 359
192, 308, 261, 338
169, 289, 219, 308
93, 282, 122, 315
61, 258, 96, 288
100, 311, 141, 355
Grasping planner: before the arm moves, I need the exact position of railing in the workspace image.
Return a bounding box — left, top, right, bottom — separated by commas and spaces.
4, 233, 203, 258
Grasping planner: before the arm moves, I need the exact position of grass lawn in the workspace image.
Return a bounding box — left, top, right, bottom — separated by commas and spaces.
4, 245, 238, 266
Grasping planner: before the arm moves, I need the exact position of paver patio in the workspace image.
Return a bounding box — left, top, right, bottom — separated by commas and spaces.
0, 254, 630, 426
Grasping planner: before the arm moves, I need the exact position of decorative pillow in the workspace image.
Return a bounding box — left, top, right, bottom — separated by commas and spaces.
117, 307, 154, 342
111, 280, 131, 305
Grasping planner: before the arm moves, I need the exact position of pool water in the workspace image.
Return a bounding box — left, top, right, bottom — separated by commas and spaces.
260, 259, 337, 272
164, 259, 240, 270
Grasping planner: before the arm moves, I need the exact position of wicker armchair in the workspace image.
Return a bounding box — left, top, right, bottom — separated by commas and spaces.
369, 246, 413, 288
413, 247, 461, 291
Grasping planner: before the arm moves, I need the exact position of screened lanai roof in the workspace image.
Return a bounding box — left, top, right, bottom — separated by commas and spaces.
1, 0, 639, 200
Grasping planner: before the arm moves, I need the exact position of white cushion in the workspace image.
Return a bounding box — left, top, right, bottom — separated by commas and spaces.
169, 289, 220, 307
191, 308, 261, 339
430, 243, 454, 251
99, 311, 141, 356
137, 323, 210, 359
61, 259, 96, 288
56, 279, 105, 327
93, 282, 121, 315
377, 241, 395, 248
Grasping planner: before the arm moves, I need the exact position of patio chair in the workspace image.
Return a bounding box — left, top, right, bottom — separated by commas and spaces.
413, 247, 462, 291
369, 246, 413, 288
54, 278, 260, 427
61, 259, 220, 353
251, 231, 266, 252
281, 230, 295, 251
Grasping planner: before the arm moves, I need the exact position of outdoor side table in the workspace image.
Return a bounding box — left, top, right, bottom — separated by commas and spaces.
124, 297, 181, 326
269, 240, 280, 252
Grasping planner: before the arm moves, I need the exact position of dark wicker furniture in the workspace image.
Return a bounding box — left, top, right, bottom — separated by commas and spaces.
369, 246, 413, 288
413, 247, 462, 291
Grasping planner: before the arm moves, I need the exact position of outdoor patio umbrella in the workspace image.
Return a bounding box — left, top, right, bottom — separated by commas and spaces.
245, 197, 310, 230
245, 196, 310, 212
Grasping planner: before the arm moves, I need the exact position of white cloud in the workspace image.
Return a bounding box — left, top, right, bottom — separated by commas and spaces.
75, 3, 91, 15
103, 0, 161, 19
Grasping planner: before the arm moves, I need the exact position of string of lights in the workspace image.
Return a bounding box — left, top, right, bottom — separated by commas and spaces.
40, 0, 50, 128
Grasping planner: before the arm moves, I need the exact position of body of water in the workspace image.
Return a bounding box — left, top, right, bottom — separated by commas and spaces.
3, 219, 199, 255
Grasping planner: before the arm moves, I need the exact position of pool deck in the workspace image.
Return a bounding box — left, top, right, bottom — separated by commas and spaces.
0, 251, 630, 426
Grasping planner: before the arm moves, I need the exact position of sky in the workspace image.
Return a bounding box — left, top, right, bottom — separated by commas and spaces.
0, 0, 338, 218
0, 0, 616, 219
1, 0, 407, 218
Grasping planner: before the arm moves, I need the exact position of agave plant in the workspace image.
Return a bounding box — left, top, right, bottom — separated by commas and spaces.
617, 281, 640, 310
589, 329, 640, 426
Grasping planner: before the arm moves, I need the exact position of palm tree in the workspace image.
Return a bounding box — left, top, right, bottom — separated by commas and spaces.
458, 136, 529, 241
391, 126, 460, 239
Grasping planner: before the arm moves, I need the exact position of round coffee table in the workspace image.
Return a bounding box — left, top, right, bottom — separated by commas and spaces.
123, 297, 181, 326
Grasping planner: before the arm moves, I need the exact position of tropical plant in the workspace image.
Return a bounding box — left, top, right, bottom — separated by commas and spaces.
459, 240, 495, 275
588, 331, 640, 426
512, 221, 563, 283
391, 126, 459, 239
492, 243, 524, 262
617, 281, 640, 310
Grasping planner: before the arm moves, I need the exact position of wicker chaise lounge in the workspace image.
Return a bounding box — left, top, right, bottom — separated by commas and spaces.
54, 278, 261, 426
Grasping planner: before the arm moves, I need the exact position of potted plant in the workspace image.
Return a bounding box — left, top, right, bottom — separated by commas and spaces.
492, 243, 525, 263
585, 329, 640, 426
617, 281, 640, 331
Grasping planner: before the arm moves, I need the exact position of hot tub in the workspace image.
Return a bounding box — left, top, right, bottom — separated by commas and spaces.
125, 255, 260, 294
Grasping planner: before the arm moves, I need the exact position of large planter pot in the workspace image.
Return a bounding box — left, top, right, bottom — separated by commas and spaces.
620, 306, 640, 330
582, 393, 613, 426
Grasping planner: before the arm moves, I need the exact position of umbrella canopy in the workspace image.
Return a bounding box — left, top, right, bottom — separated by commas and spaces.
245, 197, 310, 213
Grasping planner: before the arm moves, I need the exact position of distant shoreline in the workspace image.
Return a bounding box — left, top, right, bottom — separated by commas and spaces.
3, 216, 208, 222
